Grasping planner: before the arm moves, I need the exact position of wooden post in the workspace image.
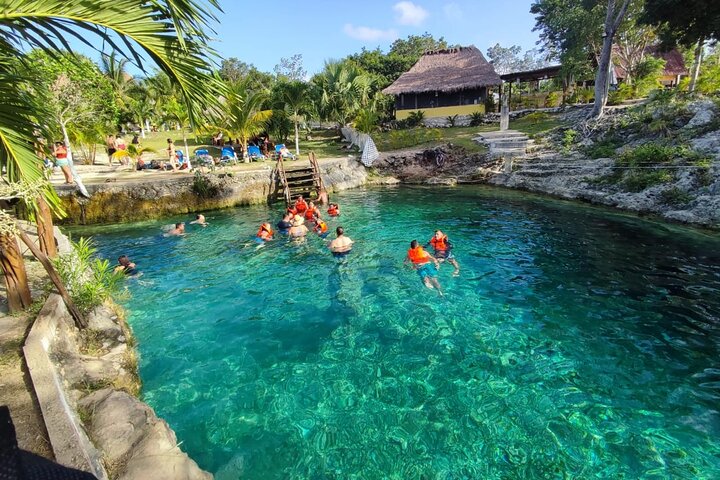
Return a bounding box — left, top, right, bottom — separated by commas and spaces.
17, 229, 86, 329
0, 233, 32, 312
36, 197, 57, 258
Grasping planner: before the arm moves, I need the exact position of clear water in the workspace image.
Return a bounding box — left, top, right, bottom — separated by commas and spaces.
74, 186, 720, 479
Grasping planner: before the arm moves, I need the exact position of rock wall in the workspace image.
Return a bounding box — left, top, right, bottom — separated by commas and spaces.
59, 158, 369, 225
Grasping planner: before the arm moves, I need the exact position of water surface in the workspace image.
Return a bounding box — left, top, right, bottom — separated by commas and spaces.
77, 186, 720, 479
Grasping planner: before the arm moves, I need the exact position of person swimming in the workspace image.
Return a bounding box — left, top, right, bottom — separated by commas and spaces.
190, 214, 208, 227
276, 212, 293, 234
425, 230, 460, 276
288, 215, 308, 238
405, 239, 443, 294
294, 196, 308, 214
165, 222, 185, 236
327, 203, 340, 217
114, 255, 138, 276
328, 226, 353, 257
304, 201, 320, 223
314, 217, 329, 238
256, 222, 274, 242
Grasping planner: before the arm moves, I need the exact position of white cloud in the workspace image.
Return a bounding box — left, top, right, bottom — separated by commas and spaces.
393, 1, 429, 26
343, 24, 398, 42
443, 3, 462, 21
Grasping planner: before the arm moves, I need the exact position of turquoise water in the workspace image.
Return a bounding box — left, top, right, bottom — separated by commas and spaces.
76, 186, 720, 479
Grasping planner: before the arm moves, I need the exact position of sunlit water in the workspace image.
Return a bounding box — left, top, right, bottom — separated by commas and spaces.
74, 186, 720, 479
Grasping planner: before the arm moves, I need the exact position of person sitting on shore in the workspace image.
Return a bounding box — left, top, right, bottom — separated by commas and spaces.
328, 226, 353, 257
190, 214, 208, 227
166, 222, 185, 236
114, 255, 137, 275
327, 203, 340, 217
277, 213, 293, 234
288, 215, 308, 238
294, 196, 308, 214
256, 222, 274, 242
405, 239, 442, 294
425, 230, 460, 276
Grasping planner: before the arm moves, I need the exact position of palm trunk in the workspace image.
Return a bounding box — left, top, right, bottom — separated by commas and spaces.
294, 116, 300, 156
183, 132, 191, 170
0, 233, 31, 312
688, 37, 704, 93
36, 197, 57, 258
140, 117, 146, 139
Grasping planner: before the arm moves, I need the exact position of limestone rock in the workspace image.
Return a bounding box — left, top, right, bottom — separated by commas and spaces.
685, 100, 718, 129
87, 305, 123, 342
691, 130, 720, 158
425, 177, 457, 186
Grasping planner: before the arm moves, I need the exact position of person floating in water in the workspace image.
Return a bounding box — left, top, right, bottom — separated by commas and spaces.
190, 214, 208, 227
256, 222, 274, 242
114, 255, 137, 275
294, 196, 308, 214
304, 201, 320, 223
314, 216, 329, 238
166, 222, 185, 236
288, 215, 308, 238
276, 212, 293, 234
405, 239, 443, 294
426, 230, 460, 276
328, 226, 353, 257
327, 202, 340, 217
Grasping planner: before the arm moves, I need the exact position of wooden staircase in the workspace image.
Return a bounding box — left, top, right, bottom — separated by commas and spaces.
274, 152, 325, 205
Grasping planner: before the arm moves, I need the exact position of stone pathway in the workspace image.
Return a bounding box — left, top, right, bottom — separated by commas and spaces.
473, 130, 532, 158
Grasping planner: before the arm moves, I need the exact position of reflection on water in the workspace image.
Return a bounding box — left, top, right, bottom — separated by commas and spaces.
77, 186, 720, 479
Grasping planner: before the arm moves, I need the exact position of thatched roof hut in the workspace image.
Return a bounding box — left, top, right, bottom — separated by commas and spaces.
382, 46, 501, 95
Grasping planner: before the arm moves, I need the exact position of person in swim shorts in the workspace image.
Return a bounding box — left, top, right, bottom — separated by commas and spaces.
52, 141, 73, 184
328, 226, 353, 257
425, 230, 460, 276
405, 239, 442, 294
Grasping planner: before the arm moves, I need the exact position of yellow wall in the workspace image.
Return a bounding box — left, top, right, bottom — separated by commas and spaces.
396, 104, 485, 120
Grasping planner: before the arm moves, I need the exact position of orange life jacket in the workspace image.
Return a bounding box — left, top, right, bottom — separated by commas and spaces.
327, 206, 339, 216
315, 221, 328, 234
295, 199, 307, 213
408, 246, 430, 265
304, 208, 316, 221
257, 225, 274, 239
430, 235, 449, 251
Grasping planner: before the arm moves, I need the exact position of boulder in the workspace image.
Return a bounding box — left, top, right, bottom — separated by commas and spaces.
86, 304, 123, 342
685, 100, 718, 129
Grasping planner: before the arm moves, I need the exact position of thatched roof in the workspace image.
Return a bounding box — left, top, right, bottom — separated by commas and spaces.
382, 46, 501, 95
613, 45, 688, 79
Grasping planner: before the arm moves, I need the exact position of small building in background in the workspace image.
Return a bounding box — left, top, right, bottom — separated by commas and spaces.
613, 46, 688, 87
382, 46, 502, 120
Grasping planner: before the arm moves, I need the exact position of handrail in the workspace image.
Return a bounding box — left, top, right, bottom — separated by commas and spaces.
308, 151, 326, 194
275, 155, 291, 205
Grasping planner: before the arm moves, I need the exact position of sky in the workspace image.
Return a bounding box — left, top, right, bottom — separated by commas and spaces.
210, 0, 542, 75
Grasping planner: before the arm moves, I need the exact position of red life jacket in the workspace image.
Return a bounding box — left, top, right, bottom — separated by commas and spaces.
295, 199, 307, 213
430, 235, 449, 251
55, 145, 67, 159
327, 205, 339, 216
304, 208, 316, 221
408, 246, 430, 264
257, 225, 274, 240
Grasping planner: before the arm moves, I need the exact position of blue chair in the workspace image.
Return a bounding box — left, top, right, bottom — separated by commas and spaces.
247, 145, 265, 161
275, 144, 295, 160
176, 150, 189, 170
194, 148, 214, 168
220, 146, 237, 164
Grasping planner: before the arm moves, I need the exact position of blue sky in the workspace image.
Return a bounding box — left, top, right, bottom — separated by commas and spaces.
212, 0, 542, 75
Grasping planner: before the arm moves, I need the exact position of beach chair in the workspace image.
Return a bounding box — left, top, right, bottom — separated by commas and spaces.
247, 145, 265, 161
176, 150, 189, 170
194, 148, 215, 168
220, 146, 238, 164
275, 144, 295, 160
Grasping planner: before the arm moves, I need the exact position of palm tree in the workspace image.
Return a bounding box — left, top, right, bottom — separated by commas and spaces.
0, 1, 224, 313
275, 81, 309, 156
101, 51, 134, 110
219, 80, 273, 161
311, 60, 374, 129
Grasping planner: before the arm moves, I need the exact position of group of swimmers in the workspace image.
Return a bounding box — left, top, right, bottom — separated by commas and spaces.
115, 196, 460, 296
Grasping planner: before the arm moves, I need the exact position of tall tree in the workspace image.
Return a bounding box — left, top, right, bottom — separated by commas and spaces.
218, 80, 272, 159
641, 0, 720, 91
273, 81, 310, 156
274, 54, 307, 81
311, 60, 374, 129
486, 43, 552, 74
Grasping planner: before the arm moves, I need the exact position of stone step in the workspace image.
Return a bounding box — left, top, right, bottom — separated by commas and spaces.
478, 130, 528, 140
490, 140, 531, 149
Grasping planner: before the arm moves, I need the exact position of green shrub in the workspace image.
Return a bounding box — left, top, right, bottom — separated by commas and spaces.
354, 108, 379, 134
608, 84, 633, 105
524, 112, 551, 124
469, 111, 484, 127
484, 95, 496, 113
579, 88, 594, 104
445, 114, 459, 127
617, 143, 679, 167
561, 129, 578, 151
583, 138, 620, 159
545, 91, 561, 108
660, 187, 692, 206
406, 110, 425, 127
696, 168, 714, 187
622, 169, 673, 192
53, 238, 126, 314
192, 171, 221, 198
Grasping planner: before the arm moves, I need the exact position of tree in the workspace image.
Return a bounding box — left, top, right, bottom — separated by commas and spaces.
0, 0, 224, 314
642, 0, 720, 91
613, 2, 657, 85
273, 81, 310, 156
486, 43, 552, 74
218, 80, 272, 159
274, 54, 307, 81
311, 60, 374, 129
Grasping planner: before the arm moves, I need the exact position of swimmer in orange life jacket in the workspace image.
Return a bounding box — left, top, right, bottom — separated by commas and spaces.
405, 239, 442, 294
294, 196, 308, 214
313, 216, 329, 238
425, 230, 460, 276
256, 222, 274, 242
327, 203, 340, 217
304, 201, 319, 222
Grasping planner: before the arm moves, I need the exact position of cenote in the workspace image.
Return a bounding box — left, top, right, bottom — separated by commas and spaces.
74, 186, 720, 479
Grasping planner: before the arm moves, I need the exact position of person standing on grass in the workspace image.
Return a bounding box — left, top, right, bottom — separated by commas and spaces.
165, 138, 179, 172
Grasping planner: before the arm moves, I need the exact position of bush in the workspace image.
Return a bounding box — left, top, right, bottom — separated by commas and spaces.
484, 96, 496, 113
561, 128, 578, 151
53, 238, 126, 314
622, 169, 674, 192
617, 143, 679, 167
354, 108, 379, 134
469, 111, 484, 127
524, 112, 551, 124
545, 91, 561, 108
608, 84, 633, 105
583, 138, 620, 159
660, 187, 692, 206
406, 110, 425, 127
445, 114, 459, 127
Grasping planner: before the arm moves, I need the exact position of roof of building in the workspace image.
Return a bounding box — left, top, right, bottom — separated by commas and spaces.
500, 65, 563, 83
614, 46, 688, 79
382, 46, 502, 96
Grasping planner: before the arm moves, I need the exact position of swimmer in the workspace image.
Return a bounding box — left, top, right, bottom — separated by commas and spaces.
327, 203, 340, 217
294, 196, 308, 214
190, 214, 208, 227
328, 226, 353, 257
114, 255, 137, 275
425, 230, 460, 276
405, 239, 443, 294
304, 201, 320, 222
166, 222, 185, 236
313, 217, 329, 238
288, 215, 308, 238
256, 222, 274, 242
276, 212, 293, 234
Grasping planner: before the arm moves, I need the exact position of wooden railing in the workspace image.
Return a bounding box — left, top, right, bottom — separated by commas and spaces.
308, 151, 326, 195
275, 155, 291, 205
